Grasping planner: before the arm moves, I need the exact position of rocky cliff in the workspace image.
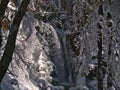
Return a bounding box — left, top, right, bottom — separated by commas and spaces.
0, 0, 120, 90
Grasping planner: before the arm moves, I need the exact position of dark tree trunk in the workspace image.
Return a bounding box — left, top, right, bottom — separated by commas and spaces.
0, 0, 10, 18
97, 25, 103, 90
0, 0, 30, 82
97, 3, 104, 90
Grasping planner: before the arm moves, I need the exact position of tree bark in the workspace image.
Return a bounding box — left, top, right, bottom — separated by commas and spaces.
0, 0, 10, 47
97, 3, 104, 90
0, 0, 30, 82
97, 25, 103, 90
0, 0, 10, 18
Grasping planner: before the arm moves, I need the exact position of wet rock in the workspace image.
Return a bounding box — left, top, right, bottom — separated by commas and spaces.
49, 86, 64, 90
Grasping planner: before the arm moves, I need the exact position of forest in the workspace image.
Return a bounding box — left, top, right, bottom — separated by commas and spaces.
0, 0, 120, 90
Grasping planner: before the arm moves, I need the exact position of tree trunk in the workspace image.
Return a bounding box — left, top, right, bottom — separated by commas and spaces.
97, 24, 103, 90
97, 3, 104, 90
0, 0, 10, 18
0, 0, 30, 82
0, 0, 10, 47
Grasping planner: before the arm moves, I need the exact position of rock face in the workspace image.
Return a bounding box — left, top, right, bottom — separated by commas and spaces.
0, 0, 120, 90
